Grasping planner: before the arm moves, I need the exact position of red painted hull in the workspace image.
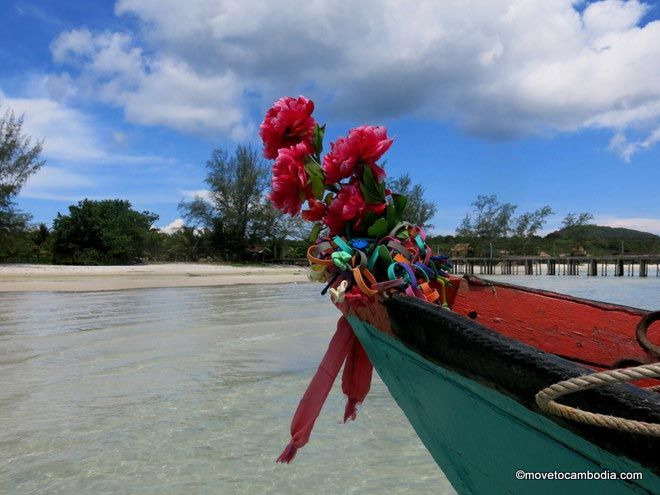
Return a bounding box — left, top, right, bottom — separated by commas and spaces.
437, 275, 657, 387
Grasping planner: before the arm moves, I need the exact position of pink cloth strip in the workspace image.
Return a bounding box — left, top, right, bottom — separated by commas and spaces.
277, 316, 356, 463
341, 338, 374, 422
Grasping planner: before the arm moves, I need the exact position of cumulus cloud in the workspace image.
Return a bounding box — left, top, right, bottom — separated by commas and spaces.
44, 0, 660, 157
582, 0, 649, 36
1, 89, 178, 165
159, 217, 185, 234
2, 91, 109, 162
1, 87, 189, 207
50, 28, 251, 139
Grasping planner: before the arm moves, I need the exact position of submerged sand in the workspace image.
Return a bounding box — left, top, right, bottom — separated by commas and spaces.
0, 263, 308, 292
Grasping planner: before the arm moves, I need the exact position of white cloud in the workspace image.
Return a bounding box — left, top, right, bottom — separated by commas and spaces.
608, 127, 660, 160
595, 216, 660, 234
22, 165, 94, 191
1, 89, 178, 165
1, 87, 190, 207
159, 217, 185, 234
39, 0, 660, 158
51, 28, 96, 62
582, 0, 649, 37
50, 28, 250, 139
2, 91, 107, 162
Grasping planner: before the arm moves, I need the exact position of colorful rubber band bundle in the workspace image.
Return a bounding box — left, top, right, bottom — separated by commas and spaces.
307, 222, 453, 308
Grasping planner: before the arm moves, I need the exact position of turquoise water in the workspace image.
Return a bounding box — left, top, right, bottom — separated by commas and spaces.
0, 278, 658, 494
0, 283, 452, 495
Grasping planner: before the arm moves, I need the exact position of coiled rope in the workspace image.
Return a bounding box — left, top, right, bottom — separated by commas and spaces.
535, 363, 660, 436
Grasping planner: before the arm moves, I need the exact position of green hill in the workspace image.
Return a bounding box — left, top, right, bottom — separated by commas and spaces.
546, 224, 659, 240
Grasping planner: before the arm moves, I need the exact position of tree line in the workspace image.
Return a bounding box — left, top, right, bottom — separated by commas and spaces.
0, 103, 441, 264
431, 195, 659, 257
1, 103, 658, 265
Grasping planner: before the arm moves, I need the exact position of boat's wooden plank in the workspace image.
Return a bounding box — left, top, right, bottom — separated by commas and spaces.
450, 278, 652, 368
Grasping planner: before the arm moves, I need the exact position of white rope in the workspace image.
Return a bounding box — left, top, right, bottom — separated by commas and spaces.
535, 363, 660, 436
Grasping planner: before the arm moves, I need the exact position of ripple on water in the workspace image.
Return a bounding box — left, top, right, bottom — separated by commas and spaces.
0, 283, 453, 495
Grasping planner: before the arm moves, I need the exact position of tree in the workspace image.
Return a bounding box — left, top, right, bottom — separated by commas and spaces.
511, 206, 554, 238
560, 211, 594, 244
179, 145, 270, 255
387, 173, 437, 228
249, 200, 307, 258
456, 194, 553, 243
0, 106, 45, 259
168, 226, 204, 261
52, 199, 158, 264
456, 194, 517, 238
31, 222, 50, 247
562, 212, 594, 228
0, 107, 44, 208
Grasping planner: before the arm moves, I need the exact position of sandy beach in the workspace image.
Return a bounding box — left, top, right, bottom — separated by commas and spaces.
0, 263, 308, 292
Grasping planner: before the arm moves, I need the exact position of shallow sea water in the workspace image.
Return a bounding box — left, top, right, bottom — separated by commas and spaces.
0, 277, 658, 494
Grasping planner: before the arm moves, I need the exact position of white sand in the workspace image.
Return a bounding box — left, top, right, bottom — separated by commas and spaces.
0, 263, 308, 292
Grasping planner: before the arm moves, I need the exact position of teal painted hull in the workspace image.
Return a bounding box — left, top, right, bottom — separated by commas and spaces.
347, 316, 660, 495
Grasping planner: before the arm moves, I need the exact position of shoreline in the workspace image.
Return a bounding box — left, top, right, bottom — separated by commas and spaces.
0, 263, 309, 292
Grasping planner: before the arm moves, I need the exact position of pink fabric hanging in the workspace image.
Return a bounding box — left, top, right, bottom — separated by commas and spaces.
341, 338, 373, 422
277, 316, 356, 463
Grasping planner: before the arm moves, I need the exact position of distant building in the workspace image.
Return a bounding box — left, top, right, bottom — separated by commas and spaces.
246, 245, 273, 262
451, 243, 473, 258
570, 245, 587, 257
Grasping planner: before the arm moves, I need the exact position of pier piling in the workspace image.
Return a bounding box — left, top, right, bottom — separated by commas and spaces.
450, 255, 659, 277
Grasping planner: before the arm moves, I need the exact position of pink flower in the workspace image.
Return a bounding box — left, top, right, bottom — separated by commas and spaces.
268, 143, 311, 216
259, 96, 316, 160
322, 126, 393, 184
301, 198, 327, 222
323, 183, 367, 235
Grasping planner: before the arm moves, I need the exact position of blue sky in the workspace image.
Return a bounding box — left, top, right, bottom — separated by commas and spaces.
1, 0, 660, 235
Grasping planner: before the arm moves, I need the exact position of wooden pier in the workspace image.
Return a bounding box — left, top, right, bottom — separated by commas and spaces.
449, 255, 660, 277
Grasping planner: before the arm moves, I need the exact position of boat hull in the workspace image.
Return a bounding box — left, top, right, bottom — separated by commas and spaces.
347, 312, 660, 494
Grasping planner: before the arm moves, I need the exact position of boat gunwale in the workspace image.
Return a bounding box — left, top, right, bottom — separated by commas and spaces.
463, 274, 650, 317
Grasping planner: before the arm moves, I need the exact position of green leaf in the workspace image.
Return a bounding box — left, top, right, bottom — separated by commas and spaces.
313, 124, 325, 156
363, 211, 378, 229
367, 217, 388, 238
378, 177, 386, 197
304, 160, 326, 199
360, 183, 380, 204
392, 194, 407, 215
361, 165, 385, 204
309, 222, 322, 242
304, 159, 323, 178
386, 204, 400, 230
397, 229, 410, 240
308, 173, 325, 199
